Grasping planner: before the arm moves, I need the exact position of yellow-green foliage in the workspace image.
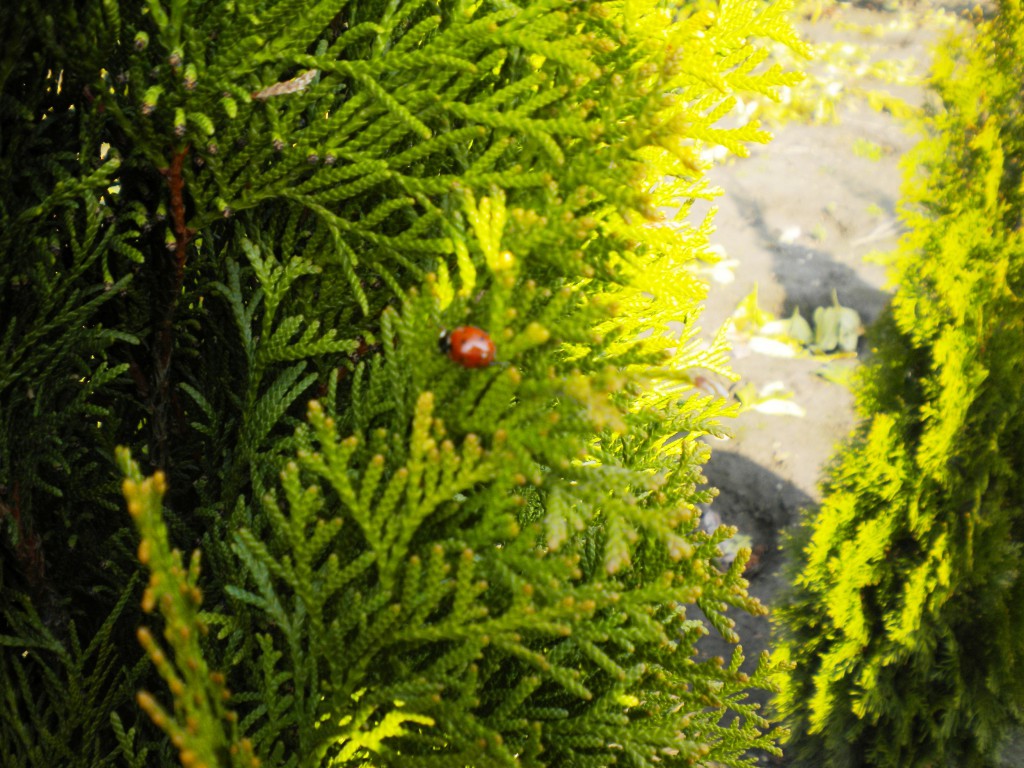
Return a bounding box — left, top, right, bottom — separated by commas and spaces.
2, 0, 803, 765
118, 455, 261, 768
774, 2, 1024, 766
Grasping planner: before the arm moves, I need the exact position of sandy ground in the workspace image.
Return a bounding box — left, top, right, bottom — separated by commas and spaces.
684, 2, 1007, 763
695, 0, 931, 662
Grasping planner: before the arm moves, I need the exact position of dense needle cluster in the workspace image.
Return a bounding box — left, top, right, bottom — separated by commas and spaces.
1, 0, 804, 765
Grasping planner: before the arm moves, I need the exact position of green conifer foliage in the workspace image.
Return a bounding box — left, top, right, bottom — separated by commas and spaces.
2, 0, 804, 765
773, 3, 1024, 766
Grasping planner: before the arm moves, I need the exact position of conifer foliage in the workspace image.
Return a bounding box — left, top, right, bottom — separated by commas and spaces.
774, 2, 1024, 766
2, 0, 803, 765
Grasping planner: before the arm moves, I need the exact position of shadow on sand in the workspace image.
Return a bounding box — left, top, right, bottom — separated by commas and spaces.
690, 449, 819, 765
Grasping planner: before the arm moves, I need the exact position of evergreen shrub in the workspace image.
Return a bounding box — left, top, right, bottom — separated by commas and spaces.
1, 0, 803, 765
773, 2, 1024, 766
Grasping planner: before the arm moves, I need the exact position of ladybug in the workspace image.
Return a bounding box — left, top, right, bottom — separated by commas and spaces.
439, 326, 496, 368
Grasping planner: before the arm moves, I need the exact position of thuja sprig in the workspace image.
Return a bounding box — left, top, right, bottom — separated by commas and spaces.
297, 393, 498, 592
117, 447, 259, 768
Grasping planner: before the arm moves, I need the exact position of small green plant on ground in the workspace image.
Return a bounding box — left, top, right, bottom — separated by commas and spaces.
773, 1, 1024, 766
0, 0, 805, 765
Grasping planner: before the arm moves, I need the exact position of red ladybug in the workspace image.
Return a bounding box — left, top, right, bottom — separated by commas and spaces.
439, 326, 496, 368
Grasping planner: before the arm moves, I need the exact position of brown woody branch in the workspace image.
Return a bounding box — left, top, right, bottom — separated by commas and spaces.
150, 146, 195, 470
0, 481, 45, 587
160, 145, 196, 281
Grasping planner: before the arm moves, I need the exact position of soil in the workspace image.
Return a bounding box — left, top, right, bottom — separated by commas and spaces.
680, 2, 1019, 764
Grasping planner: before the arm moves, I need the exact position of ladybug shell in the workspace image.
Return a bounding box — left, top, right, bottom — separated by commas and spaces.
441, 326, 496, 368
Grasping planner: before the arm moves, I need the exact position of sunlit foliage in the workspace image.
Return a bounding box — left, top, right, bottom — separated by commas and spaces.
774, 3, 1024, 766
2, 0, 802, 764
